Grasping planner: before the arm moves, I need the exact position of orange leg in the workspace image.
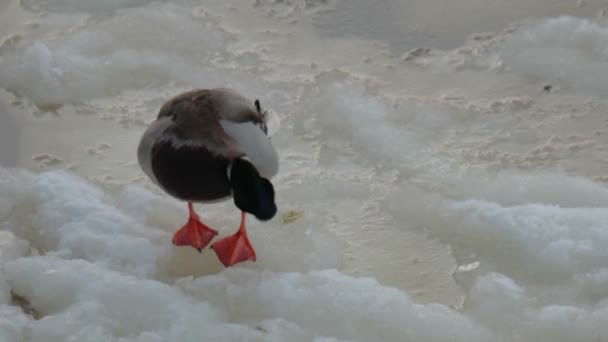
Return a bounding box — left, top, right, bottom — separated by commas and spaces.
172, 202, 218, 252
210, 211, 256, 267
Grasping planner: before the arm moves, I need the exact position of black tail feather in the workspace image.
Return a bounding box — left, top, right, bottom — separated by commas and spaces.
230, 158, 277, 220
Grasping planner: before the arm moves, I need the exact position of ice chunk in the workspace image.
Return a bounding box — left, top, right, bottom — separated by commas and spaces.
4, 256, 494, 342
0, 3, 229, 105
500, 16, 608, 95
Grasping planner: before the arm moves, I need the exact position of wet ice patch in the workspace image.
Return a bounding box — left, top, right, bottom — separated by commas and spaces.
299, 72, 455, 171
253, 0, 336, 19
0, 101, 20, 167
499, 16, 608, 94
440, 171, 608, 208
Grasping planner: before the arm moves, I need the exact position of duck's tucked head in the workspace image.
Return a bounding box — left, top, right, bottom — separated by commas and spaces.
229, 157, 277, 221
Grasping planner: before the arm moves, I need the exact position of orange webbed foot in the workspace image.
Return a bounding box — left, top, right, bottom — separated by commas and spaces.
172, 203, 218, 252
211, 212, 256, 267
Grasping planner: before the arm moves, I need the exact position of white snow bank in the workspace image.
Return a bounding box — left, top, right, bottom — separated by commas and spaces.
3, 255, 494, 342
0, 304, 32, 342
0, 167, 496, 341
0, 2, 231, 105
0, 231, 32, 342
387, 172, 608, 341
0, 168, 343, 281
3, 165, 608, 341
1, 168, 161, 278
466, 272, 608, 341
499, 16, 608, 94
20, 0, 152, 14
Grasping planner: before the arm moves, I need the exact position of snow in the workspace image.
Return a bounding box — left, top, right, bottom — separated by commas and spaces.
0, 170, 495, 341
500, 16, 608, 95
1, 0, 608, 341
0, 2, 230, 106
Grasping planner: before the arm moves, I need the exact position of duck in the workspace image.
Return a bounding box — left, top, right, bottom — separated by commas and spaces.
137, 88, 279, 267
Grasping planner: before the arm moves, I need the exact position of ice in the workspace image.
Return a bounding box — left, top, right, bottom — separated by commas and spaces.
0, 167, 345, 281
11, 169, 160, 278
3, 158, 608, 341
499, 16, 608, 95
3, 255, 493, 342
0, 2, 230, 105
465, 273, 608, 341
387, 172, 608, 340
2, 0, 608, 341
0, 231, 28, 305
0, 305, 32, 342
0, 101, 20, 167
20, 0, 152, 14
297, 72, 452, 171
0, 167, 489, 341
0, 230, 32, 341
443, 171, 608, 208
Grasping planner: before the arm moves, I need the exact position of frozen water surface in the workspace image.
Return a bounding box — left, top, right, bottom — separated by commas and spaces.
1, 0, 608, 341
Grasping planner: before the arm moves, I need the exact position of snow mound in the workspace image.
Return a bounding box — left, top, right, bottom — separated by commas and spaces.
500, 16, 608, 94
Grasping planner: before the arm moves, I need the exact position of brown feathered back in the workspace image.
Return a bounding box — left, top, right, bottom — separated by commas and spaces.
155, 88, 263, 159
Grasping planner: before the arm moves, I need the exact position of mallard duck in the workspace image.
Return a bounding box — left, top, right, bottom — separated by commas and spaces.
137, 88, 279, 267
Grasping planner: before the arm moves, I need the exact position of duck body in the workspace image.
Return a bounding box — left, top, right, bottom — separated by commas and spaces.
146, 129, 233, 202
138, 88, 278, 202
137, 88, 279, 266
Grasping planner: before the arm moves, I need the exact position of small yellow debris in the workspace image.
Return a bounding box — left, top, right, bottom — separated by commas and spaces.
282, 210, 303, 224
